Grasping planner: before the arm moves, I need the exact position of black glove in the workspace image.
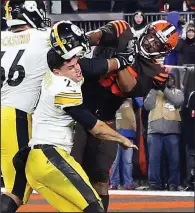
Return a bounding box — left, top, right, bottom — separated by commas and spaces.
115, 52, 135, 70
153, 80, 166, 91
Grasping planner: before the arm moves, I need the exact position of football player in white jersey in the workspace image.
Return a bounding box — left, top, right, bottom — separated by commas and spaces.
24, 21, 138, 212
1, 0, 51, 212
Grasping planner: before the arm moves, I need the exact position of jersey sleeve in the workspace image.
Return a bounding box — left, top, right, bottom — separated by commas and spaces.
139, 57, 168, 84
79, 58, 108, 78
99, 20, 130, 46
64, 104, 97, 130
54, 79, 83, 109
152, 61, 168, 84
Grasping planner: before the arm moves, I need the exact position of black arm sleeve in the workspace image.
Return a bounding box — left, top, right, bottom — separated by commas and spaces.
63, 104, 97, 130
79, 58, 108, 78
99, 22, 118, 46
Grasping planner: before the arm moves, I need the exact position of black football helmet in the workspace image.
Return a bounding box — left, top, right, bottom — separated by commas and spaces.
5, 0, 51, 28
50, 20, 91, 60
1, 3, 8, 31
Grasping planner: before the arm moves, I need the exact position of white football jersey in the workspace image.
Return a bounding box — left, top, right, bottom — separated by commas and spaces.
1, 28, 51, 114
29, 71, 83, 153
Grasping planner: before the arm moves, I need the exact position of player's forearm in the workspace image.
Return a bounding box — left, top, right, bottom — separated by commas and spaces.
107, 58, 119, 73
116, 67, 137, 92
89, 120, 127, 145
86, 30, 103, 46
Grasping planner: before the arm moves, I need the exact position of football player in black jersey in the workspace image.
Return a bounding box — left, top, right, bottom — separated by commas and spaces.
72, 19, 179, 212
88, 19, 179, 98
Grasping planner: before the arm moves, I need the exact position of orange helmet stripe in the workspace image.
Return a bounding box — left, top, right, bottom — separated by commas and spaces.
159, 73, 168, 78
154, 75, 167, 82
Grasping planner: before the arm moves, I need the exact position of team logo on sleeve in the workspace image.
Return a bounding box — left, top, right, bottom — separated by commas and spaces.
71, 25, 82, 36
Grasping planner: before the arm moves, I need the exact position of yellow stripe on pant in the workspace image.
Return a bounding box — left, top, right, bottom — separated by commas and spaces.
1, 106, 33, 203
25, 147, 102, 212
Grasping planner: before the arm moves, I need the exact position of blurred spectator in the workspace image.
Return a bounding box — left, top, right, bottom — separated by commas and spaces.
162, 0, 184, 11
69, 0, 88, 12
56, 0, 124, 13
180, 68, 195, 189
51, 1, 61, 14
124, 0, 159, 13
175, 23, 195, 65
136, 0, 160, 12
51, 0, 195, 13
185, 91, 195, 190
130, 11, 147, 38
83, 1, 111, 12
186, 0, 195, 11
110, 98, 137, 190
133, 98, 147, 186
144, 73, 184, 191
61, 0, 89, 13
164, 11, 185, 65
110, 1, 124, 12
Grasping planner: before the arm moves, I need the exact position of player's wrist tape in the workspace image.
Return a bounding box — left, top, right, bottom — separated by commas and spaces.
115, 58, 121, 70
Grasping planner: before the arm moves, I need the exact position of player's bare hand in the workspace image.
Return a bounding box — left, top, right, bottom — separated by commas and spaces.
121, 139, 139, 150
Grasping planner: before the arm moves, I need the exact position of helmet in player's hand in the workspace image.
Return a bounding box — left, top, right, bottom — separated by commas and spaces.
139, 20, 179, 59
5, 0, 51, 28
50, 21, 91, 60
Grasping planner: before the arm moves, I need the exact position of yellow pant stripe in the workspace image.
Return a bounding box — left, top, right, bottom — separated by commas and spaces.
1, 107, 32, 202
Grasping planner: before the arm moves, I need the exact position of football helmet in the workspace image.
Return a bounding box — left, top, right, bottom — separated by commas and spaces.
139, 20, 179, 59
1, 2, 8, 31
50, 21, 91, 60
4, 0, 51, 28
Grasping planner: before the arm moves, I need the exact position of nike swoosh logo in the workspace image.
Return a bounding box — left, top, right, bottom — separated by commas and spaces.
69, 90, 76, 92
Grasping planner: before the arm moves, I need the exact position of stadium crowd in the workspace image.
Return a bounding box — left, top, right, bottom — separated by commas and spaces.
1, 0, 195, 212
50, 0, 195, 13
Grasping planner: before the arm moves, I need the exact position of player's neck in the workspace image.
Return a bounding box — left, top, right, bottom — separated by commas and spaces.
12, 25, 32, 33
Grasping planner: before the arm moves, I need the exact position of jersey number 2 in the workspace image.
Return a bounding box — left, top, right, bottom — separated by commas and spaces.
1, 50, 25, 88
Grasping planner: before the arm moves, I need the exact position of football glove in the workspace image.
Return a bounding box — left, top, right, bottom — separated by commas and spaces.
115, 52, 135, 70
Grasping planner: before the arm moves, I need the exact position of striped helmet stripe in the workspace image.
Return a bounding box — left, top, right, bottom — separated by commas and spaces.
162, 25, 176, 38
53, 21, 68, 54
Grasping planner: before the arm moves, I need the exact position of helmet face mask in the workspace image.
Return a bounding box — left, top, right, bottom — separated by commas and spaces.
5, 0, 51, 28
50, 21, 91, 60
139, 20, 178, 59
142, 32, 164, 55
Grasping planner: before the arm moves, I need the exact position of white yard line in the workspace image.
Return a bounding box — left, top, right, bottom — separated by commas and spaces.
109, 190, 195, 197
1, 188, 194, 197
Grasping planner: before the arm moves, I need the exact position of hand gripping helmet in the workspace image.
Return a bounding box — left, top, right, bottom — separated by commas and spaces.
139, 20, 179, 59
50, 21, 91, 60
5, 0, 51, 28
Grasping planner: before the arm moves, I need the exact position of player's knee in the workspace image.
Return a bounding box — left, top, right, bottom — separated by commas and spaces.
1, 194, 19, 213
83, 201, 105, 213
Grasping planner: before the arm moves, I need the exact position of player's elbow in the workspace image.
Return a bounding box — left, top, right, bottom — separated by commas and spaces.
117, 68, 137, 93
86, 30, 102, 46
117, 78, 137, 93
89, 120, 105, 137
